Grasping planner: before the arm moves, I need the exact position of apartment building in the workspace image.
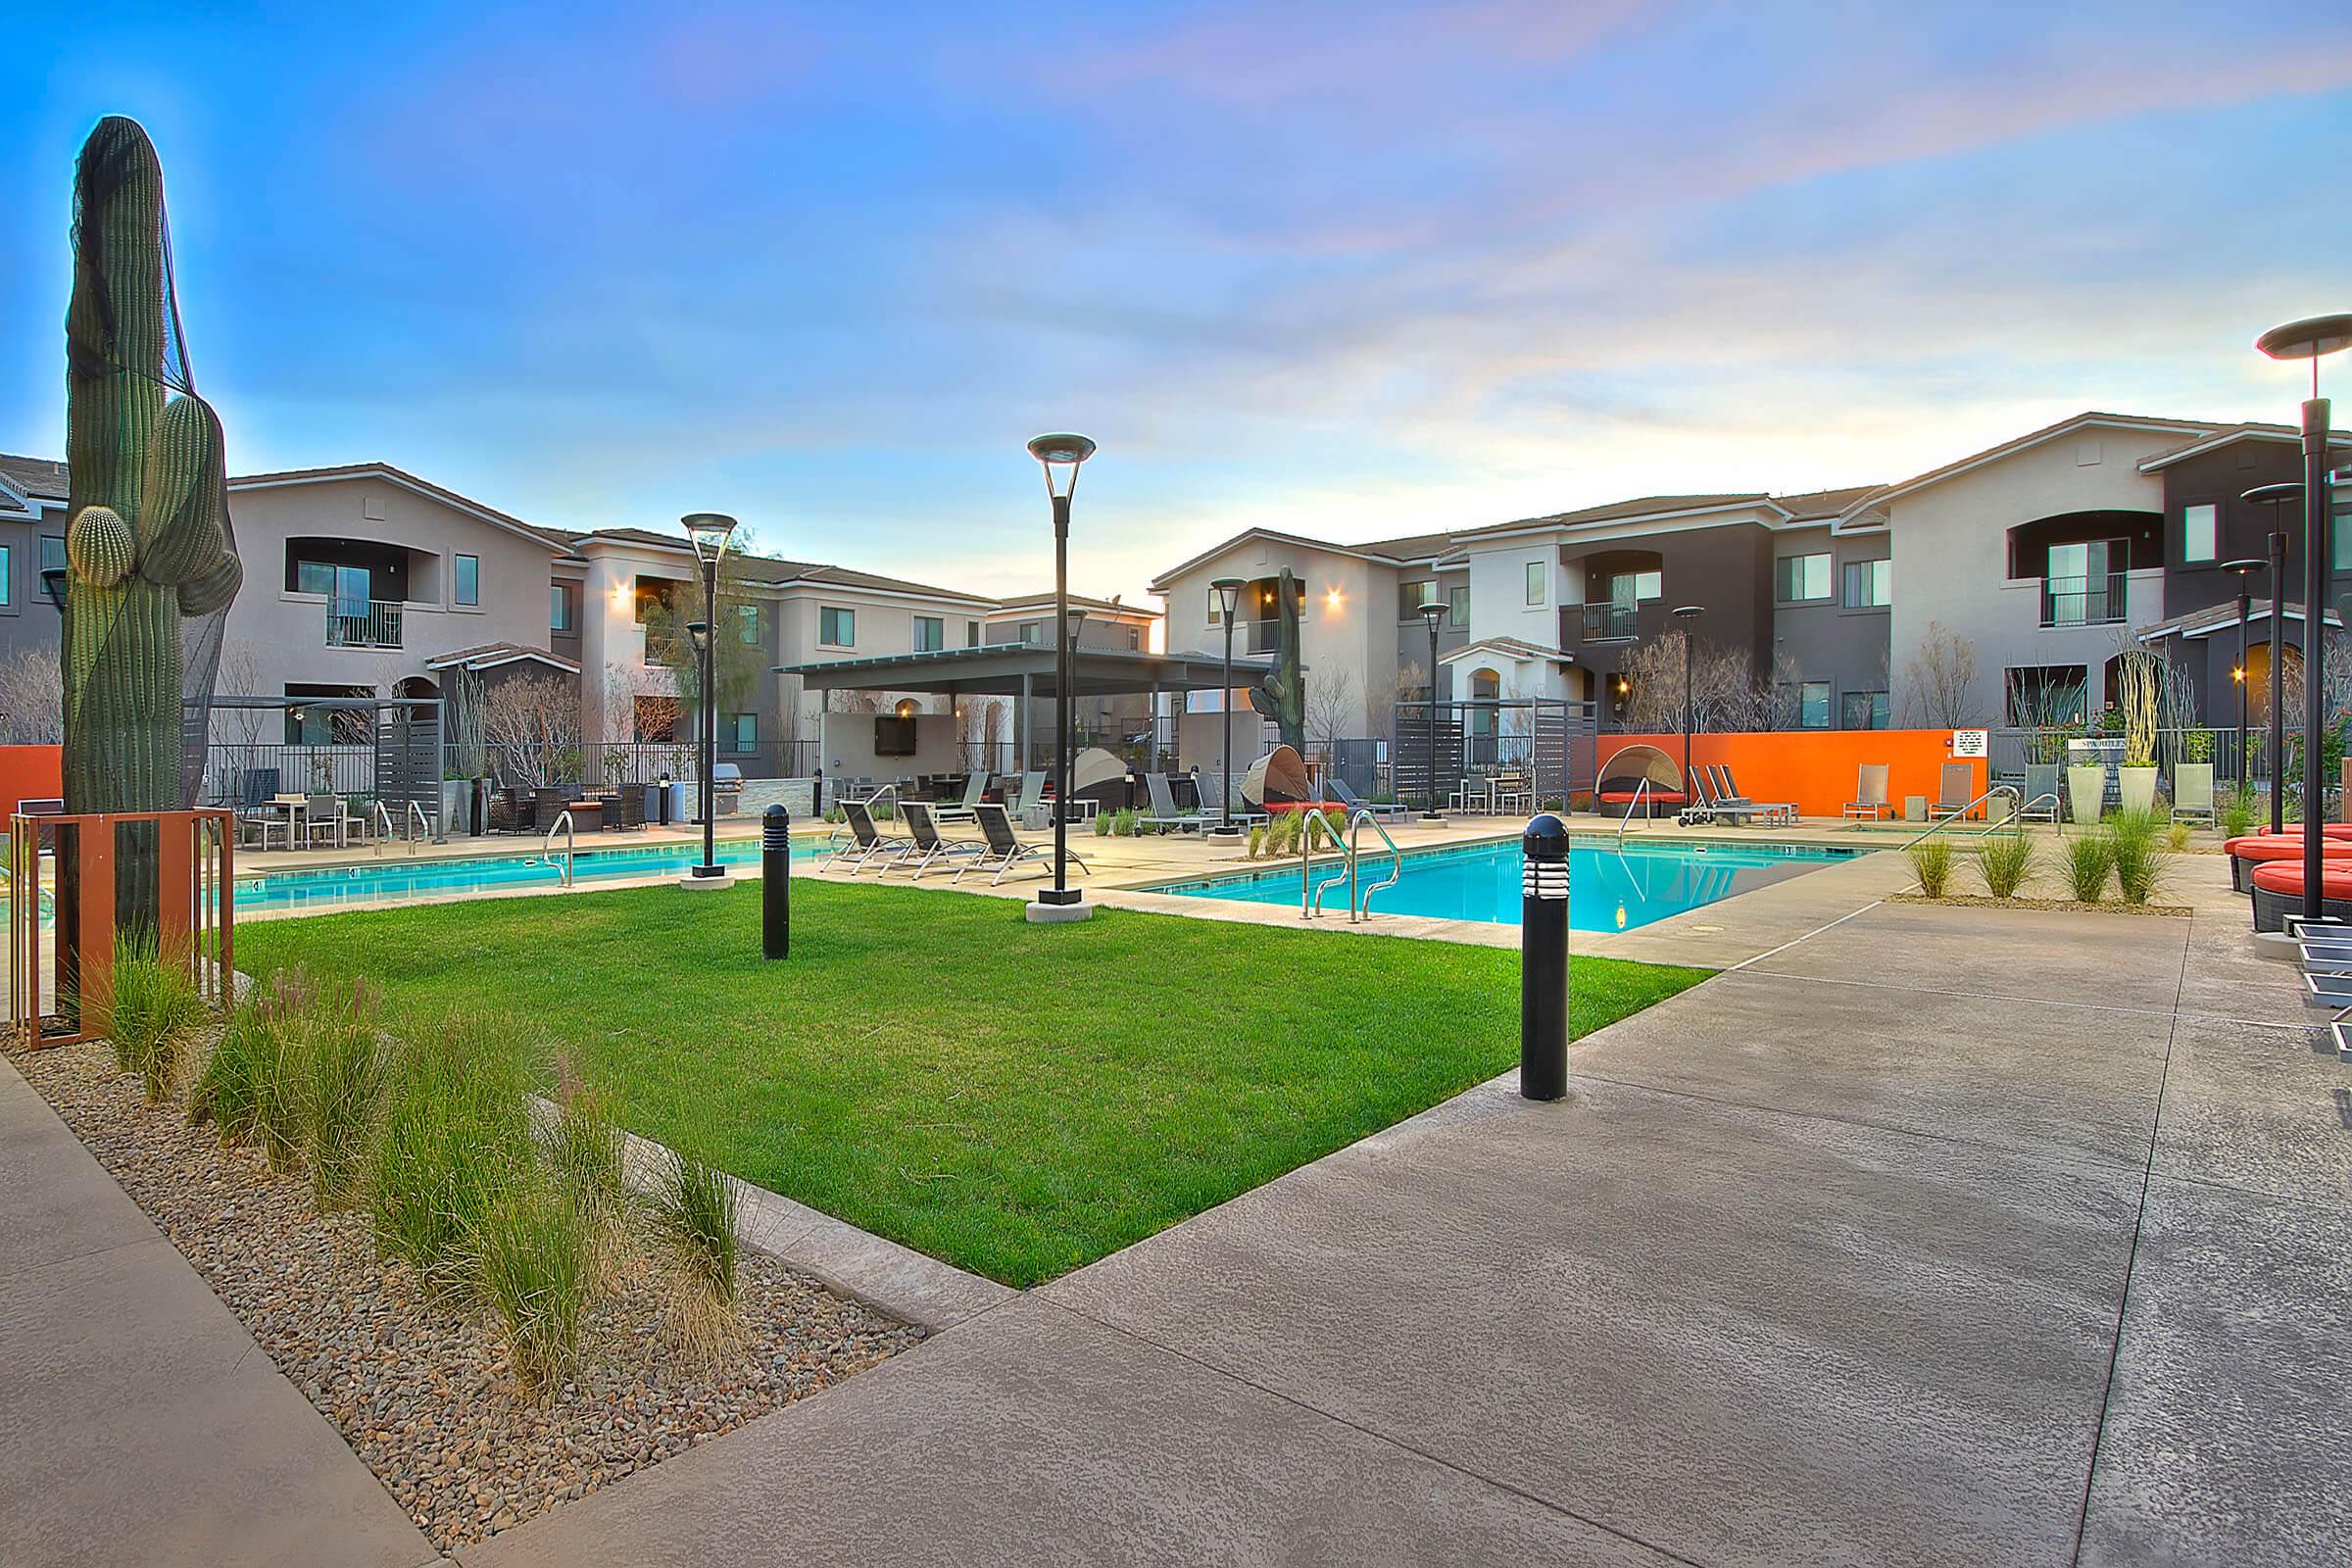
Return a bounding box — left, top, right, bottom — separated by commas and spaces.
1149, 410, 2352, 743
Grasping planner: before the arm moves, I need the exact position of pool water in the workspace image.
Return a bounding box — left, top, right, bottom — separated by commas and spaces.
224, 837, 827, 915
1159, 838, 1854, 931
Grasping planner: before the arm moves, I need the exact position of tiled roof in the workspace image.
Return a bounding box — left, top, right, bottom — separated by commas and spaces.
0, 454, 69, 501
1438, 635, 1574, 663
561, 523, 990, 603
421, 642, 582, 674
992, 591, 1159, 616
227, 462, 570, 548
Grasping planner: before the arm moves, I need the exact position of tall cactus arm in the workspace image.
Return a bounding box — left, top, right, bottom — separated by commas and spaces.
65, 116, 166, 525
178, 551, 242, 617
138, 396, 234, 585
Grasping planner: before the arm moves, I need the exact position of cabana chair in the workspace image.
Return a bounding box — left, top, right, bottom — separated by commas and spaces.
834, 799, 914, 874
1594, 744, 1686, 819
955, 802, 1091, 886
1141, 772, 1203, 833
1844, 763, 1893, 820
1711, 765, 1797, 826
897, 803, 986, 878
932, 770, 990, 823
1925, 762, 1980, 821
1330, 776, 1406, 823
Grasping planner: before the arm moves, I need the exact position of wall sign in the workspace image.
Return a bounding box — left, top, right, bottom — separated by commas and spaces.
1950, 729, 1989, 759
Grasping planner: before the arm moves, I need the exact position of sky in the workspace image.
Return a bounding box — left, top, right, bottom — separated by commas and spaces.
4, 1, 2350, 603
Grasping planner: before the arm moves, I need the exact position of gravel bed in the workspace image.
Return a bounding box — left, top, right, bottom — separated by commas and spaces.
12, 1040, 923, 1552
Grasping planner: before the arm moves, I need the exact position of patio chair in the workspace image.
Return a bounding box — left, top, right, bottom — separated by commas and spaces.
2020, 762, 2062, 824
897, 803, 987, 878
833, 799, 913, 874
1925, 762, 1980, 822
956, 802, 1091, 887
1009, 770, 1050, 830
932, 770, 990, 823
2172, 762, 2216, 827
1489, 773, 1531, 814
1843, 763, 1893, 820
302, 792, 345, 849
1141, 772, 1203, 834
1330, 776, 1405, 823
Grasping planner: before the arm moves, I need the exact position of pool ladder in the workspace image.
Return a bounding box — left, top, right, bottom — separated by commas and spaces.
543, 809, 576, 887
1300, 806, 1403, 923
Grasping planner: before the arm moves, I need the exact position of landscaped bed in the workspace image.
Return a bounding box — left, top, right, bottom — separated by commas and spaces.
237, 877, 1709, 1287
10, 1038, 918, 1553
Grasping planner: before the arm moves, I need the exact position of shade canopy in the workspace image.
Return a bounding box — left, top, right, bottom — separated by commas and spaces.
781, 642, 1286, 699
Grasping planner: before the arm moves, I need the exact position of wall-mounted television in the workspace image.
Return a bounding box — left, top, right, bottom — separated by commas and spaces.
874, 715, 918, 757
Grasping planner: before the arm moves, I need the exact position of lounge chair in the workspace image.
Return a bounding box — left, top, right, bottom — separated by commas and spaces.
1330, 776, 1405, 823
955, 802, 1091, 886
932, 771, 990, 823
1141, 772, 1202, 834
833, 799, 913, 874
1844, 763, 1892, 820
1007, 771, 1050, 830
1925, 762, 1979, 821
897, 803, 986, 878
2020, 762, 2061, 824
1713, 765, 1797, 826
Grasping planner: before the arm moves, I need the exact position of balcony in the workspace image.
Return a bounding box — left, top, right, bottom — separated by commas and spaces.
1578, 603, 1640, 644
325, 599, 404, 650
1245, 620, 1281, 656
2039, 572, 2128, 628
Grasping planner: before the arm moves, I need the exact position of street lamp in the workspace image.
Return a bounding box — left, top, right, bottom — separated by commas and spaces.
1026, 432, 1096, 921
2246, 483, 2300, 836
2257, 312, 2352, 924
1416, 599, 1447, 819
2222, 554, 2267, 789
1208, 577, 1245, 836
1672, 605, 1703, 800
680, 512, 738, 887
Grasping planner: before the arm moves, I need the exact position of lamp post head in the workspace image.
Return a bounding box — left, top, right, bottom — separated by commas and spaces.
2256, 314, 2352, 362
1027, 432, 1097, 499
2223, 557, 2267, 579
1671, 604, 1703, 620
682, 513, 740, 569
685, 619, 710, 654
1209, 576, 1245, 620
2242, 481, 2304, 510
1415, 600, 1446, 627
1064, 606, 1088, 644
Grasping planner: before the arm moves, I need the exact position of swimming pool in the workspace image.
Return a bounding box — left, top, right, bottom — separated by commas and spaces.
1156, 837, 1855, 931
220, 837, 827, 915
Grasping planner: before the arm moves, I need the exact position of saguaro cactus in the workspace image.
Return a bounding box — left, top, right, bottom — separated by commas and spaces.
1249, 566, 1306, 754
63, 116, 241, 813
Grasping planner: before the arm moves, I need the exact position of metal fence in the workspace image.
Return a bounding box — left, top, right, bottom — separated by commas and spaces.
1394, 699, 1595, 812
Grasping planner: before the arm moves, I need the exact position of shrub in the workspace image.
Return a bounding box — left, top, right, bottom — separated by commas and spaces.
649, 1135, 743, 1355
466, 1174, 592, 1397
368, 1012, 535, 1298
1246, 823, 1265, 858
2106, 811, 2172, 906
2220, 783, 2256, 839
290, 980, 388, 1211
2064, 834, 2116, 903
102, 936, 211, 1103
1976, 834, 2034, 900
189, 993, 278, 1146
1907, 839, 1954, 899
2167, 819, 2192, 852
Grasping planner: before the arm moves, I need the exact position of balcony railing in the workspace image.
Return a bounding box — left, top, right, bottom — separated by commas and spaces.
325, 599, 403, 649
2039, 572, 2128, 628
1246, 620, 1280, 656
1578, 603, 1640, 643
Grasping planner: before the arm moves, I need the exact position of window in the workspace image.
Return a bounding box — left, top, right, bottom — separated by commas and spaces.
1632, 569, 1662, 602
455, 554, 479, 607
1399, 579, 1437, 620
1776, 553, 1832, 603
1842, 558, 1891, 609
966, 620, 981, 647
1447, 584, 1469, 628
40, 535, 65, 576
0, 543, 9, 608
1524, 561, 1545, 606
2004, 665, 2088, 727
1206, 587, 1225, 626
1798, 681, 1831, 728
913, 615, 945, 653
737, 603, 761, 644
1017, 619, 1044, 645
1124, 626, 1141, 650
2334, 500, 2352, 571
2182, 503, 2217, 564
296, 560, 335, 596
549, 583, 574, 633
633, 579, 672, 624
819, 606, 855, 647
1840, 691, 1889, 730
725, 712, 758, 753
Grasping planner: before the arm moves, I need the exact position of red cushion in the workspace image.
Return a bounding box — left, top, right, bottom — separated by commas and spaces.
2230, 836, 2352, 863
1598, 789, 1686, 804
2223, 825, 2352, 856
2250, 859, 2352, 897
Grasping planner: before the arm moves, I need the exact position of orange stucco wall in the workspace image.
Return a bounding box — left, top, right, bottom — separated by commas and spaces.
0, 745, 63, 817
1598, 731, 1984, 818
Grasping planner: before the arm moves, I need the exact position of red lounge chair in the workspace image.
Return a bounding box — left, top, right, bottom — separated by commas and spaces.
2227, 833, 2352, 892
2249, 858, 2352, 933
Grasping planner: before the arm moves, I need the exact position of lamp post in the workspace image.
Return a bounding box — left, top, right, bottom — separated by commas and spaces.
2223, 555, 2266, 788
680, 512, 739, 887
1208, 577, 1245, 836
2257, 313, 2352, 924
1026, 433, 1096, 921
1672, 606, 1703, 797
1417, 600, 1446, 819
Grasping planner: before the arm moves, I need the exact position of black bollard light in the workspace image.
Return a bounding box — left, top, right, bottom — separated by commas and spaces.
1520, 811, 1570, 1101
762, 804, 791, 960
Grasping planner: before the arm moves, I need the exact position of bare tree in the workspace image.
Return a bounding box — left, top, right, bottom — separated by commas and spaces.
0, 648, 63, 744
1375, 662, 1420, 740
481, 671, 583, 788
1302, 667, 1357, 760
1901, 621, 1981, 728
1618, 632, 1789, 733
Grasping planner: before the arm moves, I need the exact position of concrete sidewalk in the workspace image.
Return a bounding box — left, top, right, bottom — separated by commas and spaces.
462, 855, 2352, 1567
0, 1054, 436, 1568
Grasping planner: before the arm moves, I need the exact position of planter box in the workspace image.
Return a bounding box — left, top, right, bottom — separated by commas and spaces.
2067, 765, 2105, 825
2117, 765, 2158, 815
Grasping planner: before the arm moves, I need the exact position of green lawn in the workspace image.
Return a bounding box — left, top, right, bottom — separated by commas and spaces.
237, 881, 1707, 1286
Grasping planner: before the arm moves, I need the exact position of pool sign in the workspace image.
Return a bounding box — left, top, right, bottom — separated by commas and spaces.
1950, 729, 1989, 759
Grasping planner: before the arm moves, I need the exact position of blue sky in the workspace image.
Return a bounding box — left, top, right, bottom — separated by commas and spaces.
4, 2, 2350, 601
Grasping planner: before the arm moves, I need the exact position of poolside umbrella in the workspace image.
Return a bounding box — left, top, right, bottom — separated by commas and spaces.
1069, 747, 1128, 812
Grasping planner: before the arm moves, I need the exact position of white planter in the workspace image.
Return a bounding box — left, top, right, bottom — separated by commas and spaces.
440, 778, 471, 837
2067, 764, 2106, 824
2117, 765, 2158, 815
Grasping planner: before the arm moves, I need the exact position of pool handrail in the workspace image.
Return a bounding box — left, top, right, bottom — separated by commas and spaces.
542, 808, 575, 887
1615, 777, 1648, 849
1894, 784, 2023, 852
368, 800, 394, 856
405, 799, 429, 854
1306, 807, 1403, 922
1297, 804, 1351, 918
